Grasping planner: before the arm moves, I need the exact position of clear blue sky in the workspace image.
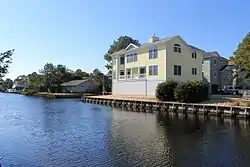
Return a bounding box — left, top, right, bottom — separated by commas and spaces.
0, 0, 249, 80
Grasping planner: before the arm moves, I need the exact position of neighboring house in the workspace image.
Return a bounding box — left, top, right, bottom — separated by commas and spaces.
202, 52, 245, 93
110, 35, 203, 96
61, 79, 96, 93
12, 79, 26, 91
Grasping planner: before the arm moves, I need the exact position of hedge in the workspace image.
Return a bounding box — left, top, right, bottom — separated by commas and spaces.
155, 80, 178, 101
156, 80, 208, 103
174, 81, 208, 103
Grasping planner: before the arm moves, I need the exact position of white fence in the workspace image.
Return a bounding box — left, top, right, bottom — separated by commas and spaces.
112, 79, 165, 96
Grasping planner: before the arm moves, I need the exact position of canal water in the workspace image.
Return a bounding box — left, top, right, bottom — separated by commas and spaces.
1, 93, 250, 167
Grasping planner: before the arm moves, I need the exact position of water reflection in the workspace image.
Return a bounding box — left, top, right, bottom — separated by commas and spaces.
1, 93, 250, 166
156, 113, 250, 167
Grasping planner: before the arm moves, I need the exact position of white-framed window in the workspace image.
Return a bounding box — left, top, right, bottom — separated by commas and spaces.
149, 65, 158, 76
127, 53, 137, 63
120, 70, 124, 76
149, 48, 158, 59
213, 59, 217, 65
174, 44, 181, 53
174, 65, 181, 76
192, 68, 197, 75
120, 56, 125, 65
192, 52, 197, 59
213, 71, 217, 78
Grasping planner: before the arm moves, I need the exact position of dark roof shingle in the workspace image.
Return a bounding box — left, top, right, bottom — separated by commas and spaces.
61, 79, 89, 87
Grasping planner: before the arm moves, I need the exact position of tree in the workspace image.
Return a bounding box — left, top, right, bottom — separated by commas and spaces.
0, 49, 14, 77
0, 78, 13, 90
104, 36, 140, 72
73, 69, 89, 80
230, 32, 250, 71
39, 63, 56, 91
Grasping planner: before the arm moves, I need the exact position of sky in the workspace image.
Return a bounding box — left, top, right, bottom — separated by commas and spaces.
0, 0, 249, 80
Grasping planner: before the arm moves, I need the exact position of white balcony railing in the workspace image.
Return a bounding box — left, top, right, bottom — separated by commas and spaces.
118, 73, 146, 80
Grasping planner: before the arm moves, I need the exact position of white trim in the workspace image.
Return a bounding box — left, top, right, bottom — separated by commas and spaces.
124, 43, 139, 51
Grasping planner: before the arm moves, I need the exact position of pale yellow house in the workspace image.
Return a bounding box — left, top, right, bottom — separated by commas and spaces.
111, 35, 204, 96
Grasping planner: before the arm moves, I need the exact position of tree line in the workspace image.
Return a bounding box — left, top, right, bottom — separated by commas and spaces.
0, 63, 111, 93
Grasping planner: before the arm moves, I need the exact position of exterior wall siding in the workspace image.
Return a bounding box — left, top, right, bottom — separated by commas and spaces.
166, 37, 203, 82
124, 43, 167, 80
112, 80, 165, 96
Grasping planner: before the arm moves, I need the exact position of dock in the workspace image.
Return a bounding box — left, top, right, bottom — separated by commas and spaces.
82, 95, 250, 119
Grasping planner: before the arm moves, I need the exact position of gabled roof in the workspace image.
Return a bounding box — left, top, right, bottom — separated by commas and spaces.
124, 43, 139, 51
61, 79, 90, 87
188, 45, 205, 52
110, 35, 199, 57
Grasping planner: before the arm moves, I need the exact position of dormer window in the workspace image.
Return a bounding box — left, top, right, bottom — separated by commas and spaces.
192, 52, 197, 59
174, 44, 181, 53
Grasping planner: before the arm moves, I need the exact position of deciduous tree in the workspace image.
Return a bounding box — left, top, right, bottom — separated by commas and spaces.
230, 32, 250, 71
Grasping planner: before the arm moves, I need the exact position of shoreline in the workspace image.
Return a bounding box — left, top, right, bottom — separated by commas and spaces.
82, 95, 250, 119
3, 91, 94, 99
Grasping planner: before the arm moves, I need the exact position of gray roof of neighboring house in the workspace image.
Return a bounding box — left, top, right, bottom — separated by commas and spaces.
203, 51, 228, 61
61, 79, 90, 87
220, 64, 239, 71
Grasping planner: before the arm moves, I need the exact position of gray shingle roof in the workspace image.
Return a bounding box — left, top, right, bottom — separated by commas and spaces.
61, 79, 89, 87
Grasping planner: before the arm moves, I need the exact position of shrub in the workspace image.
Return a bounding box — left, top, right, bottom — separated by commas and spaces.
156, 80, 178, 101
174, 81, 208, 103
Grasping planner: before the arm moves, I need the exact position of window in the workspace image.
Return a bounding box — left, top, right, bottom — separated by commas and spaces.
213, 71, 217, 78
149, 65, 158, 76
202, 60, 204, 64
213, 59, 217, 65
140, 67, 146, 74
192, 52, 197, 59
192, 68, 197, 75
120, 56, 125, 65
120, 70, 124, 76
174, 44, 181, 53
174, 65, 181, 76
127, 53, 137, 63
149, 48, 158, 59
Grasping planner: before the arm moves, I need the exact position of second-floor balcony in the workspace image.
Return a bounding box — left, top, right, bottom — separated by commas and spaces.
118, 73, 146, 80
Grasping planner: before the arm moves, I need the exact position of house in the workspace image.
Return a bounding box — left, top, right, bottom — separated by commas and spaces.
12, 79, 26, 91
110, 34, 204, 96
202, 52, 243, 93
61, 79, 96, 93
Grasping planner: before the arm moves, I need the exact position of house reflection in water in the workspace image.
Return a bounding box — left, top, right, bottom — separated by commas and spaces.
109, 108, 174, 167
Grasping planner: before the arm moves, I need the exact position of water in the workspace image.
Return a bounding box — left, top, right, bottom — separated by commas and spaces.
0, 93, 250, 167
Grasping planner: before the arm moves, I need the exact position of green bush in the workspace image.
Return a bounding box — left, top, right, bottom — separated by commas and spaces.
21, 90, 38, 96
174, 81, 208, 103
156, 80, 178, 101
